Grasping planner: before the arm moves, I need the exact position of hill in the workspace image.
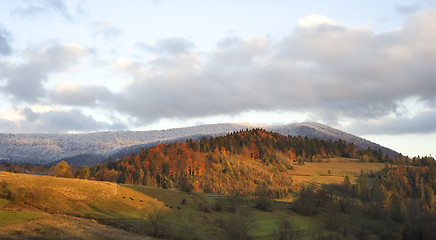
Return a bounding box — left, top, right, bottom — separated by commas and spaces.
0, 171, 164, 239
0, 171, 319, 239
0, 122, 398, 166
87, 129, 392, 198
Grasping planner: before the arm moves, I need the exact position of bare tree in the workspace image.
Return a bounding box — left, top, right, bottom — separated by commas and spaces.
275, 218, 302, 240
147, 210, 166, 237
224, 207, 256, 240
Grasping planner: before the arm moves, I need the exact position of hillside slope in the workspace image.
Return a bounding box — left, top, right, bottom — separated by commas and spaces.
0, 171, 165, 217
268, 122, 398, 157
0, 122, 398, 165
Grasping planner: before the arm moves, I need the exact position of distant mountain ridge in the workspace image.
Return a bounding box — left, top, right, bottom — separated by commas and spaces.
0, 122, 398, 165
268, 122, 398, 158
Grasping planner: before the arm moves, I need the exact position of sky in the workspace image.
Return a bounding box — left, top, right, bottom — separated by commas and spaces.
0, 0, 435, 158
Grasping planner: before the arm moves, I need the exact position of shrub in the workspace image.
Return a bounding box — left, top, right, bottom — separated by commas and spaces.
275, 218, 302, 240
293, 186, 318, 216
0, 181, 11, 199
223, 208, 256, 240
255, 197, 272, 211
213, 198, 224, 212
198, 203, 210, 213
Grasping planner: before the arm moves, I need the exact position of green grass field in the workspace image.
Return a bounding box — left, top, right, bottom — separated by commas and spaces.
0, 209, 47, 227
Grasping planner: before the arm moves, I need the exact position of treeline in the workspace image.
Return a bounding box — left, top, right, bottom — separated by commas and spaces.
79, 129, 396, 197
0, 162, 51, 175
291, 162, 435, 239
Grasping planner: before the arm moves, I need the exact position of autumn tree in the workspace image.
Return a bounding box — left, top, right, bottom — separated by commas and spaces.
79, 165, 90, 179
52, 161, 73, 178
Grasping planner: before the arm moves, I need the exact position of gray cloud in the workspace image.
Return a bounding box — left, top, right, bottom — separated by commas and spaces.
0, 25, 12, 56
1, 44, 88, 102
92, 20, 121, 38
12, 0, 72, 20
50, 83, 113, 106
109, 9, 436, 134
137, 37, 195, 56
345, 110, 436, 135
0, 108, 126, 133
75, 0, 88, 17
394, 3, 421, 16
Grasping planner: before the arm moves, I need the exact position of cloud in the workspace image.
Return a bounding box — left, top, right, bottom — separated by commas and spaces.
345, 110, 436, 135
2, 8, 436, 136
75, 0, 88, 17
0, 107, 126, 133
297, 15, 336, 28
93, 20, 121, 38
12, 0, 72, 20
50, 82, 113, 106
0, 25, 12, 56
1, 43, 88, 102
108, 9, 436, 134
394, 2, 424, 16
137, 37, 195, 56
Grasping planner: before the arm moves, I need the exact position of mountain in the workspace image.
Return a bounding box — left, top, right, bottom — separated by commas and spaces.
0, 123, 257, 165
0, 122, 398, 166
267, 122, 398, 157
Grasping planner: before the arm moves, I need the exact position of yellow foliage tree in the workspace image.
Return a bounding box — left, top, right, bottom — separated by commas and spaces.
52, 161, 73, 178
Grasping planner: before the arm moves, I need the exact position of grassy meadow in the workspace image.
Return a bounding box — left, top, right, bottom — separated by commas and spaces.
289, 157, 385, 185
0, 158, 388, 239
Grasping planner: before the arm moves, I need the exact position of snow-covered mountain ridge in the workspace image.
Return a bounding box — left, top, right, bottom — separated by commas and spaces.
0, 122, 398, 165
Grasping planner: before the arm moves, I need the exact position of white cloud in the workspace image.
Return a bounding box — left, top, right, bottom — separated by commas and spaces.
298, 15, 336, 28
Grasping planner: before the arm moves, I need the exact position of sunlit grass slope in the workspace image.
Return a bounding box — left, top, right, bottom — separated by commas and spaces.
0, 171, 165, 218
289, 157, 385, 186
0, 215, 156, 240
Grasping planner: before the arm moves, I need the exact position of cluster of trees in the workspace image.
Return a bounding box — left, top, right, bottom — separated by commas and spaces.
78, 129, 392, 197
292, 161, 436, 239
0, 162, 50, 175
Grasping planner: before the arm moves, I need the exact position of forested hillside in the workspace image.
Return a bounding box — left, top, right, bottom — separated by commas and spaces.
86, 129, 400, 197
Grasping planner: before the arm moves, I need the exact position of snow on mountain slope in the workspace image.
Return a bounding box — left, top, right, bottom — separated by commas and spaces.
0, 122, 398, 165
266, 122, 398, 157
0, 123, 257, 164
